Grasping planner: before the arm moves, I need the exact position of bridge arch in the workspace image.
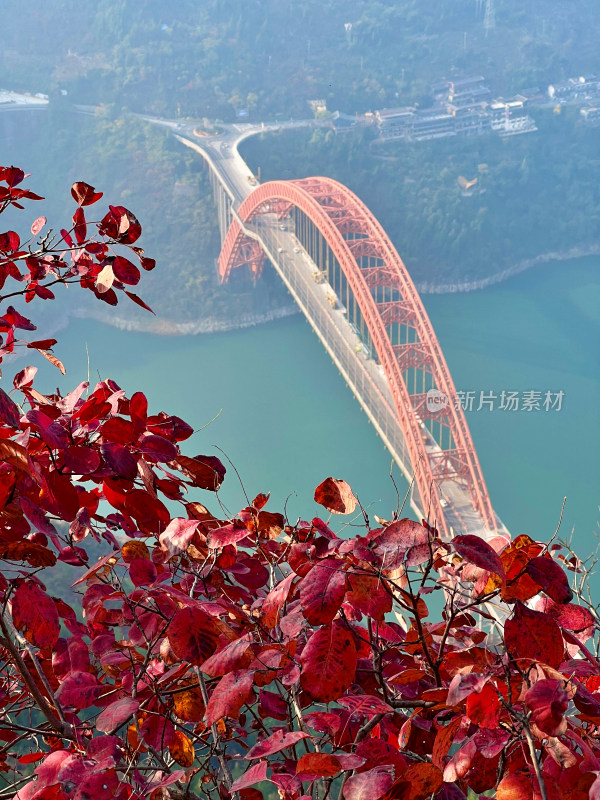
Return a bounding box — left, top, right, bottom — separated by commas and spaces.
218, 177, 498, 535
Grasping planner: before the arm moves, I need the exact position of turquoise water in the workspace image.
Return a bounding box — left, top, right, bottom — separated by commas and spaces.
424, 256, 599, 550
28, 256, 599, 564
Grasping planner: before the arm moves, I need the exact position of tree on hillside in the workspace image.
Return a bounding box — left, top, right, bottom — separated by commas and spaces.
0, 168, 599, 800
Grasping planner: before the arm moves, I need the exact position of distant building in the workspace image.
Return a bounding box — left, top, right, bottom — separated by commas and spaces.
308, 99, 327, 115
581, 106, 600, 124
376, 74, 541, 143
412, 109, 456, 140
450, 106, 490, 136
447, 76, 491, 109
489, 100, 537, 135
517, 87, 543, 105
375, 107, 414, 139
430, 76, 490, 108
548, 76, 600, 103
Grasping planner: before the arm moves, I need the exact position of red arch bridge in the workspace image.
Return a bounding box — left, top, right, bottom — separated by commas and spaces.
175, 129, 507, 540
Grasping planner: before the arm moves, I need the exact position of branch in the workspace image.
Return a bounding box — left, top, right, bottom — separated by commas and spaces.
196, 667, 238, 799
389, 699, 438, 709
523, 722, 548, 800
337, 713, 385, 800
0, 612, 72, 740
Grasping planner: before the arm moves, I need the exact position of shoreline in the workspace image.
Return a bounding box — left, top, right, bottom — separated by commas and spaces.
414, 243, 600, 294
81, 245, 599, 335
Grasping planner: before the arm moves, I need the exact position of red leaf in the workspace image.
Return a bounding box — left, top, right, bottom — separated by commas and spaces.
13, 365, 37, 389
0, 386, 21, 427
526, 557, 573, 604
300, 557, 346, 625
296, 752, 341, 777
129, 557, 157, 586
63, 445, 101, 474
262, 572, 296, 629
139, 714, 174, 750
245, 729, 310, 760
112, 255, 140, 285
4, 305, 35, 330
314, 476, 357, 514
252, 492, 270, 510
0, 230, 20, 252
56, 671, 101, 709
18, 752, 45, 764
11, 583, 60, 648
230, 760, 269, 792
176, 454, 226, 491
453, 534, 505, 582
504, 601, 565, 668
442, 738, 477, 783
27, 338, 58, 350
539, 599, 595, 641
201, 635, 253, 678
168, 607, 220, 665
31, 216, 47, 236
447, 673, 488, 706
99, 205, 142, 244
355, 740, 407, 774
369, 518, 431, 569
42, 468, 80, 521
101, 442, 138, 480
124, 290, 155, 314
497, 772, 536, 800
71, 181, 103, 206
338, 695, 393, 717
159, 518, 200, 559
2, 167, 25, 187
140, 256, 156, 271
300, 620, 357, 702
525, 679, 569, 736
96, 697, 140, 733
345, 571, 392, 621
27, 410, 69, 450
343, 767, 394, 800
73, 206, 87, 244
205, 669, 254, 726
466, 682, 500, 728
383, 763, 443, 800
208, 521, 251, 549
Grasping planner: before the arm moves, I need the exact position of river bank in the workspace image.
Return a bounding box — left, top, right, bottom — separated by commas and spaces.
81, 246, 599, 335
76, 303, 300, 336
415, 243, 600, 294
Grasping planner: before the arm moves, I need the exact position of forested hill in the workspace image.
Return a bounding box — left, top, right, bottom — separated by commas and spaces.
2, 1, 598, 119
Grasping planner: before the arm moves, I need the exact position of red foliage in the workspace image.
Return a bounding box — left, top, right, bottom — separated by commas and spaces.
0, 168, 598, 800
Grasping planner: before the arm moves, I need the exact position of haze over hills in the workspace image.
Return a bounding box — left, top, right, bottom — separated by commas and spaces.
2, 0, 599, 118
0, 0, 598, 327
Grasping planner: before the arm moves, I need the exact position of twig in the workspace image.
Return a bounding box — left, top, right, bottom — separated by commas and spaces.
523, 722, 548, 800
196, 667, 238, 798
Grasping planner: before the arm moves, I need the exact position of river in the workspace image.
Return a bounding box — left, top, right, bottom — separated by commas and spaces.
29, 254, 599, 567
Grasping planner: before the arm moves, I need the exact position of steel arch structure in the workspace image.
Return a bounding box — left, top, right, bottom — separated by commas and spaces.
218, 177, 497, 535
